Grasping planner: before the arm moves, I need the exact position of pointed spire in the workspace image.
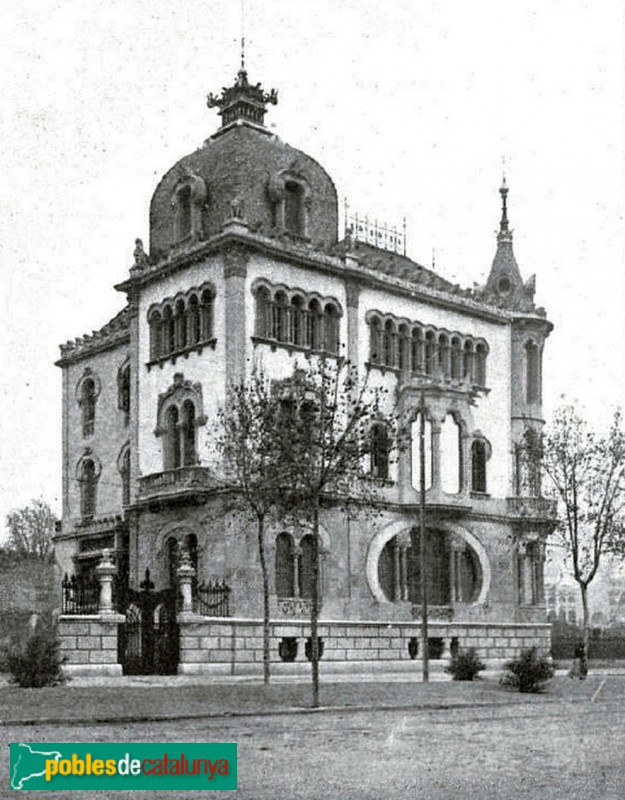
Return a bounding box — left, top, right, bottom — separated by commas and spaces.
485, 177, 523, 298
499, 174, 509, 232
207, 68, 278, 129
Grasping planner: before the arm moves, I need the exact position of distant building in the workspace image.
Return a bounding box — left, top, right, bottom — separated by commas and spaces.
55, 65, 556, 674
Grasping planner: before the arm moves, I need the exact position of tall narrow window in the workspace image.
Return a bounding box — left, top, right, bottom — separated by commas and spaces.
167, 537, 179, 589
371, 423, 390, 480
307, 300, 322, 350
284, 182, 304, 235
187, 295, 200, 345
441, 414, 461, 494
450, 338, 463, 379
370, 317, 382, 363
162, 306, 175, 356
438, 334, 450, 378
290, 296, 304, 346
117, 364, 131, 426
526, 341, 540, 403
82, 379, 96, 437
323, 304, 340, 354
174, 184, 192, 241
397, 325, 408, 372
256, 287, 271, 338
425, 332, 436, 376
463, 341, 474, 382
149, 311, 162, 361
275, 532, 295, 597
165, 406, 180, 470
474, 343, 487, 387
272, 291, 288, 342
411, 328, 423, 373
181, 400, 196, 466
200, 289, 213, 342
175, 299, 187, 350
80, 459, 97, 519
299, 534, 315, 599
411, 413, 433, 491
383, 321, 394, 367
471, 439, 487, 493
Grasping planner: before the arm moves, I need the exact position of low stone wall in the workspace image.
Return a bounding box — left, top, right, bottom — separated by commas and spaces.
58, 614, 125, 676
178, 616, 552, 675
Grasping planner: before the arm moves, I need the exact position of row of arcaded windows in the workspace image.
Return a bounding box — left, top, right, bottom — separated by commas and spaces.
148, 286, 215, 362
255, 286, 341, 355
369, 316, 488, 388
162, 400, 198, 470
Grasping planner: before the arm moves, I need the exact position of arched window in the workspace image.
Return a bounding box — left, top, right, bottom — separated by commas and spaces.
272, 291, 288, 342
117, 363, 131, 426
379, 530, 454, 606
80, 458, 97, 519
382, 320, 395, 367
299, 534, 315, 599
424, 332, 436, 376
120, 447, 131, 506
181, 400, 196, 466
411, 412, 433, 491
438, 334, 450, 378
463, 341, 474, 382
149, 311, 162, 361
370, 317, 382, 363
200, 289, 214, 342
474, 343, 487, 387
526, 341, 540, 403
290, 296, 304, 346
411, 328, 423, 373
471, 439, 487, 493
441, 414, 461, 494
451, 540, 481, 603
175, 299, 187, 351
255, 286, 271, 338
174, 184, 192, 241
397, 325, 408, 372
162, 305, 175, 356
167, 537, 179, 589
450, 338, 463, 380
323, 304, 340, 354
275, 533, 295, 597
284, 181, 305, 235
81, 379, 96, 437
165, 405, 180, 470
307, 299, 322, 350
187, 295, 200, 345
371, 422, 390, 480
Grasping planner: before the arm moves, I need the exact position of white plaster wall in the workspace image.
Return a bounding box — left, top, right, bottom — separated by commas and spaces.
137, 256, 226, 476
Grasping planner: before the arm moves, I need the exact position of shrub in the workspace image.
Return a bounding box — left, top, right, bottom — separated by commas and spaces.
7, 629, 66, 688
445, 648, 486, 681
500, 647, 554, 693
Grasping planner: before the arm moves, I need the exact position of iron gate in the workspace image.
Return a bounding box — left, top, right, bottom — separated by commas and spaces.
118, 569, 179, 675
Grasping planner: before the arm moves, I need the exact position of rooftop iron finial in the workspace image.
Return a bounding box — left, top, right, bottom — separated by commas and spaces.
499, 174, 509, 232
240, 0, 246, 70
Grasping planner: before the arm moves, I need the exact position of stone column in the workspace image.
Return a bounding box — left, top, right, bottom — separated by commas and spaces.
223, 244, 249, 386
96, 549, 117, 615
431, 419, 442, 490
177, 549, 196, 614
345, 280, 360, 369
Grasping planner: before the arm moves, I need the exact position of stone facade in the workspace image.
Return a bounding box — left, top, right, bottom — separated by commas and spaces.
55, 66, 556, 675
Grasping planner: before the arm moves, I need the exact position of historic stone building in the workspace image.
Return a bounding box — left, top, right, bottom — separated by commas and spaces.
55, 66, 556, 675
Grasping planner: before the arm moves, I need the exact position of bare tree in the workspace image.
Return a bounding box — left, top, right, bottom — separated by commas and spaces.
539, 407, 625, 673
5, 499, 56, 561
213, 367, 284, 685
273, 357, 396, 707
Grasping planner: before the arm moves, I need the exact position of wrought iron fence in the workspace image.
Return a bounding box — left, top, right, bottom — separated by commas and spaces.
61, 573, 100, 615
195, 579, 231, 617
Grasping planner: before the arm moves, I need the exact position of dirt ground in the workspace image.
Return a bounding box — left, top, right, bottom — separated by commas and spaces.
2, 676, 624, 799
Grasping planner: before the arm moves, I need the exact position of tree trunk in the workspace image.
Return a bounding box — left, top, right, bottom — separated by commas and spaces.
580, 582, 590, 678
310, 498, 320, 708
257, 513, 271, 685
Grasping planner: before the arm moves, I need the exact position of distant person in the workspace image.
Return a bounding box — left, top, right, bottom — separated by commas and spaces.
569, 640, 588, 680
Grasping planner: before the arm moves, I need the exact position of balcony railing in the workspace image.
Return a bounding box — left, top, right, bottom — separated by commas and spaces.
507, 496, 557, 520
138, 466, 219, 500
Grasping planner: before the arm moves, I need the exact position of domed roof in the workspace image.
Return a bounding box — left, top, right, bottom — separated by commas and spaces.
149, 69, 338, 257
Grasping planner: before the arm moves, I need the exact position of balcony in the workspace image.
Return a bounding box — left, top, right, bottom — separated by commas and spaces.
506, 496, 558, 521
138, 466, 219, 503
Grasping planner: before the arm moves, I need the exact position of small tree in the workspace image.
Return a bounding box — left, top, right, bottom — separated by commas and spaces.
273, 357, 396, 708
539, 407, 625, 674
5, 499, 56, 561
213, 368, 284, 685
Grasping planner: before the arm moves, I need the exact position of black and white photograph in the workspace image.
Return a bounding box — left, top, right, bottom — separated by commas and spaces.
1, 1, 624, 797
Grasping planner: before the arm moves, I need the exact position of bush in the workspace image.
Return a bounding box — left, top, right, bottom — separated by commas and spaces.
445, 648, 486, 681
500, 647, 554, 693
7, 629, 66, 688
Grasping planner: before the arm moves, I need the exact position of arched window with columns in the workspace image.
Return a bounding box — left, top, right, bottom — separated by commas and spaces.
156, 373, 206, 471
275, 532, 295, 597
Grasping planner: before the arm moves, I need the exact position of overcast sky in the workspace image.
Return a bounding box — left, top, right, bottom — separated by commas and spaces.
1, 0, 623, 535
